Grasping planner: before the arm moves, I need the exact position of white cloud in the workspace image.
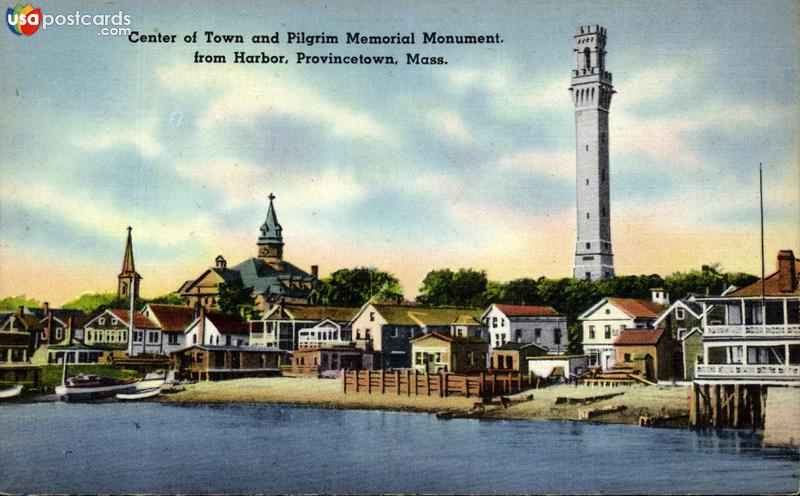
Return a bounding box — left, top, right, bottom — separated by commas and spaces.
72, 113, 162, 159
425, 109, 474, 143
158, 66, 394, 143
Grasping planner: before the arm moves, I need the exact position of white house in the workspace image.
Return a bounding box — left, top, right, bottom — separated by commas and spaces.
249, 304, 360, 350
482, 304, 567, 354
527, 355, 590, 381
141, 304, 196, 356
296, 319, 351, 349
579, 297, 663, 370
693, 250, 800, 385
183, 310, 249, 349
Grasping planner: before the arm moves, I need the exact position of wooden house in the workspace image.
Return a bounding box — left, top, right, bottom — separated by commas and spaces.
0, 307, 43, 363
170, 345, 286, 381
490, 342, 548, 375
289, 346, 375, 378
482, 304, 567, 354
409, 332, 488, 374
613, 328, 674, 381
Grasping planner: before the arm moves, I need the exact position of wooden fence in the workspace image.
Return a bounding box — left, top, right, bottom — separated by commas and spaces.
341, 369, 525, 398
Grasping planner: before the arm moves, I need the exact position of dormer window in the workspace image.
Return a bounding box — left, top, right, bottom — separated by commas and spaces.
111, 319, 118, 325
99, 318, 106, 325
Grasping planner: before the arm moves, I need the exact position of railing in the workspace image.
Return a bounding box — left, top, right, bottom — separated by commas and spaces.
704, 324, 800, 337
696, 364, 800, 379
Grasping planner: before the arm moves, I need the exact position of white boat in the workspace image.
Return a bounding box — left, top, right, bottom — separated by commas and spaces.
55, 375, 139, 401
116, 387, 162, 401
0, 385, 23, 399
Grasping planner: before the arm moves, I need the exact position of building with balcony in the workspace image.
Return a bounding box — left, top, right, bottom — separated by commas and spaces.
249, 304, 360, 350
694, 250, 800, 385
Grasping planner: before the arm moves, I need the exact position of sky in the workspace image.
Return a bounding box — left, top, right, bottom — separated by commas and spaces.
1, 0, 798, 305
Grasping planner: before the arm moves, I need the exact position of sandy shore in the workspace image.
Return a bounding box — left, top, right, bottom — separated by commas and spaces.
161, 377, 690, 425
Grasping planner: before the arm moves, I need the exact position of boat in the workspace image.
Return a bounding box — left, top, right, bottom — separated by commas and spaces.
55, 374, 139, 401
116, 386, 162, 401
0, 385, 23, 399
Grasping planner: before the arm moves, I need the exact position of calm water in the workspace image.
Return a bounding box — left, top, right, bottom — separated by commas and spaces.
0, 402, 797, 494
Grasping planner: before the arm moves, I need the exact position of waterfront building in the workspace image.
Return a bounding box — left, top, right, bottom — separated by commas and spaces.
579, 297, 663, 370
350, 304, 483, 369
613, 328, 675, 381
527, 355, 590, 382
33, 306, 100, 364
681, 328, 704, 380
490, 342, 548, 375
182, 308, 249, 349
570, 25, 615, 280
693, 250, 800, 385
249, 304, 360, 350
141, 304, 196, 355
0, 307, 42, 363
170, 345, 285, 381
290, 346, 374, 378
176, 194, 318, 310
409, 332, 488, 374
482, 304, 567, 354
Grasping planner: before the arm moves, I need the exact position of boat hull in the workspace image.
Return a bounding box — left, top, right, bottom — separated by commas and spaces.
116, 387, 162, 400
0, 385, 23, 399
55, 382, 139, 401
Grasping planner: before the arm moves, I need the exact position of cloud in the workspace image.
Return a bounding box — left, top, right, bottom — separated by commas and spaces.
158, 66, 394, 143
495, 149, 573, 180
171, 158, 367, 213
72, 113, 163, 159
425, 109, 474, 143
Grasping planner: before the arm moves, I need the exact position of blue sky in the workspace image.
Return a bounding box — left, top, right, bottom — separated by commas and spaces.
1, 0, 798, 304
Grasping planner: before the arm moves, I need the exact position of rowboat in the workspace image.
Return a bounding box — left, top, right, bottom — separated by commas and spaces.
0, 385, 23, 399
116, 386, 162, 401
55, 374, 139, 401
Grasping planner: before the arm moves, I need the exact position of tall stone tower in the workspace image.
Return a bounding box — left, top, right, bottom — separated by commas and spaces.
570, 25, 615, 281
117, 226, 141, 300
257, 193, 284, 269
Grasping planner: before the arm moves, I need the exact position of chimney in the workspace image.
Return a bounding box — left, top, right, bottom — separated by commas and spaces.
67, 317, 73, 345
215, 255, 227, 270
777, 250, 797, 292
16, 305, 24, 317
650, 288, 669, 305
198, 305, 206, 346
193, 300, 201, 320
311, 265, 319, 279
43, 301, 50, 316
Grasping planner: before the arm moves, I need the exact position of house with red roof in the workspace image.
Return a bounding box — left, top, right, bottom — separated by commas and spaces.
83, 309, 160, 356
614, 328, 675, 381
578, 296, 664, 370
182, 307, 250, 349
482, 304, 568, 355
141, 304, 197, 355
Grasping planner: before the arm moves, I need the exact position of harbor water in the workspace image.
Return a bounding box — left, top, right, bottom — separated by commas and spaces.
0, 402, 797, 494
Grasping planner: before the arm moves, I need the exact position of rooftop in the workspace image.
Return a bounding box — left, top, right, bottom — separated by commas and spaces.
614, 328, 666, 346
494, 304, 562, 317
606, 298, 663, 319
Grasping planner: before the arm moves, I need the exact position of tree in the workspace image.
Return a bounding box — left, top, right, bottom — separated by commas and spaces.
311, 267, 403, 307
0, 295, 40, 311
218, 283, 261, 320
147, 293, 185, 306
62, 292, 119, 314
497, 278, 540, 305
416, 268, 488, 307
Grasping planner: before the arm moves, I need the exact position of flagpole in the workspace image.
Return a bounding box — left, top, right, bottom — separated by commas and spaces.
759, 164, 765, 315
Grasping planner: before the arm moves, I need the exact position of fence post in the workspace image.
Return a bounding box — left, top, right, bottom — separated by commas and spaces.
479, 371, 485, 397
380, 369, 386, 394
406, 369, 412, 397
367, 369, 372, 394
439, 372, 444, 398
342, 368, 347, 394
426, 373, 431, 396
414, 370, 419, 396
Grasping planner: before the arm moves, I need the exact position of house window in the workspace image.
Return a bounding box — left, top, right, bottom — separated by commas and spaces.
365, 329, 371, 340
554, 329, 562, 345
356, 330, 362, 339
226, 336, 231, 346
415, 352, 422, 365
515, 329, 523, 342
391, 327, 399, 338
192, 335, 197, 344
369, 312, 375, 322
604, 326, 611, 339
133, 331, 143, 342
55, 327, 63, 340
501, 319, 505, 327
122, 331, 127, 341
676, 308, 685, 320
624, 353, 631, 362
605, 309, 610, 314
492, 317, 498, 328
534, 328, 542, 343
148, 332, 159, 343
111, 319, 118, 325
168, 334, 179, 345
589, 326, 595, 339
98, 318, 105, 325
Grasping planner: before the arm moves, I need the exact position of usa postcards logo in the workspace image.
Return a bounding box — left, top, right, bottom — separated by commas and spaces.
7, 3, 41, 36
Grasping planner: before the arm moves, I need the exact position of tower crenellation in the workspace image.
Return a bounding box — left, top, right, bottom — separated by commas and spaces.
570, 24, 615, 281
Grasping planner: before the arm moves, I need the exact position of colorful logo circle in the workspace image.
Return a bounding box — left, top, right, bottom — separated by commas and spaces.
7, 4, 41, 36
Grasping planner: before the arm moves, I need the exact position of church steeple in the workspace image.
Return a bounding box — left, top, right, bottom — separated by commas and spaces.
257, 193, 284, 264
117, 226, 142, 300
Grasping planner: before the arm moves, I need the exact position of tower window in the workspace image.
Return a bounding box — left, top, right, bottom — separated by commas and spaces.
601, 169, 606, 182
586, 212, 590, 219
586, 242, 591, 249
583, 47, 591, 70
585, 179, 589, 185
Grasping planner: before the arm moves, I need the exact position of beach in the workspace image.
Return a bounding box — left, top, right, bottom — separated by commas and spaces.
160, 376, 690, 425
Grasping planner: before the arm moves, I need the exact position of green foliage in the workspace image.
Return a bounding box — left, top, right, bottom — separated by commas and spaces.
416, 268, 488, 307
147, 293, 185, 306
218, 283, 261, 320
0, 295, 40, 311
310, 267, 404, 307
664, 264, 757, 299
62, 292, 119, 314
566, 322, 583, 355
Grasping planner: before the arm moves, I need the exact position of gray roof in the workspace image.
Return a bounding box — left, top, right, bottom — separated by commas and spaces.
232, 258, 314, 298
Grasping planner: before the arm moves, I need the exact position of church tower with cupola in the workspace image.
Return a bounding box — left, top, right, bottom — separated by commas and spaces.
257, 193, 284, 268
117, 226, 142, 300
570, 24, 615, 281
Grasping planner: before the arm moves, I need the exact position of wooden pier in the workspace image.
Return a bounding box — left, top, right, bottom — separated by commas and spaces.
341, 370, 525, 398
688, 383, 767, 429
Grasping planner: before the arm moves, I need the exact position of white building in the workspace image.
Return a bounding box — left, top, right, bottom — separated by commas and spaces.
183, 310, 249, 349
482, 304, 567, 354
579, 297, 662, 370
694, 250, 800, 385
570, 24, 615, 280
297, 319, 351, 349
140, 304, 196, 356
249, 304, 360, 350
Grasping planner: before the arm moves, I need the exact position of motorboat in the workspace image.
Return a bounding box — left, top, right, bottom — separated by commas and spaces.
55, 374, 139, 401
